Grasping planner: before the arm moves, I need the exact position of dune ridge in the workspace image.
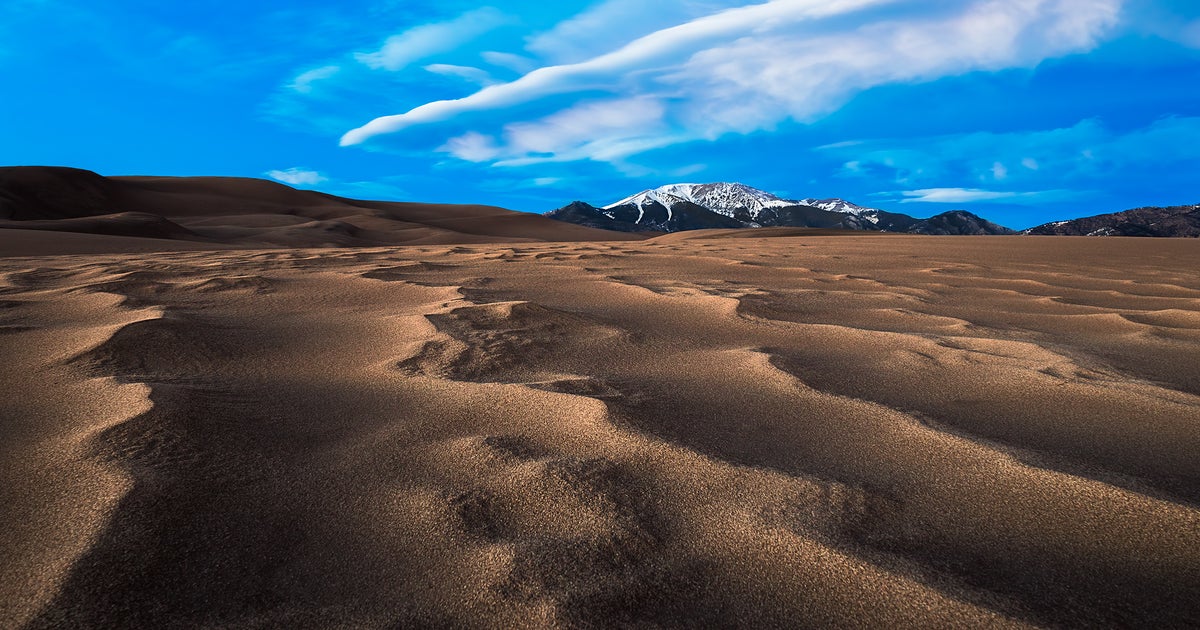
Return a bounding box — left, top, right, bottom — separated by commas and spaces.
1, 235, 1198, 627
0, 282, 162, 627
0, 166, 648, 253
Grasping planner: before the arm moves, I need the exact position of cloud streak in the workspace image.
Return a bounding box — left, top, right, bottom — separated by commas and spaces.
340, 0, 1124, 164
524, 0, 724, 64
824, 116, 1200, 191
424, 64, 495, 86
899, 188, 1032, 203
340, 0, 897, 145
354, 8, 509, 72
288, 65, 340, 93
266, 168, 328, 186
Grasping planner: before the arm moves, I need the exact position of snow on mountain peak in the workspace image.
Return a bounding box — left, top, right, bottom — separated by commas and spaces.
601, 183, 889, 226
605, 182, 795, 216
797, 198, 875, 216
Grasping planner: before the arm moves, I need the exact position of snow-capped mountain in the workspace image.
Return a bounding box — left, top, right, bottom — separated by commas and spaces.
797, 198, 876, 216
606, 183, 796, 219
546, 182, 1014, 235
602, 183, 892, 226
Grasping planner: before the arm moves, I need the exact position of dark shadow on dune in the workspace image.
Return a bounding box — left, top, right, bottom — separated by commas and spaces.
25, 383, 313, 628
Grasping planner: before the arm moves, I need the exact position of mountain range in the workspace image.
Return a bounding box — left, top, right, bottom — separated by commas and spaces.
1023, 203, 1200, 237
2, 169, 1196, 256
546, 183, 1017, 235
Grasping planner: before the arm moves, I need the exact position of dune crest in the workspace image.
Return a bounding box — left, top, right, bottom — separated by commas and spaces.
0, 284, 161, 626
0, 166, 648, 254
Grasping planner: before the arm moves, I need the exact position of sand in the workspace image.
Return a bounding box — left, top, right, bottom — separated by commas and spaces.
1, 233, 1198, 628
0, 167, 647, 251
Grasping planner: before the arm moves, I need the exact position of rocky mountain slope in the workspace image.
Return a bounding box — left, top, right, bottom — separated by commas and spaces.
547, 183, 1015, 235
1024, 203, 1200, 237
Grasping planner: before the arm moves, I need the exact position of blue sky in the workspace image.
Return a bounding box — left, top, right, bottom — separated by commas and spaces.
2, 0, 1198, 229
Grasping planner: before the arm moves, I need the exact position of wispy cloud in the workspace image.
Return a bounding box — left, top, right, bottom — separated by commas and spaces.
823, 116, 1200, 191
340, 0, 1123, 165
355, 8, 509, 72
439, 132, 502, 163
899, 188, 1034, 203
424, 64, 495, 86
340, 0, 898, 146
480, 51, 537, 73
265, 170, 415, 201
489, 97, 671, 166
266, 167, 327, 186
322, 177, 412, 201
288, 65, 340, 93
525, 0, 721, 64
441, 94, 676, 165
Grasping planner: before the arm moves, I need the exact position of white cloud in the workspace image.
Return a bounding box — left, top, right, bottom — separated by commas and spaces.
340, 0, 1125, 165
824, 116, 1200, 189
818, 139, 867, 150
424, 64, 495, 86
439, 131, 502, 162
288, 65, 340, 93
355, 8, 508, 72
526, 0, 726, 63
992, 162, 1008, 180
896, 187, 1081, 204
341, 0, 897, 146
266, 168, 328, 186
671, 163, 708, 177
899, 188, 1028, 203
667, 0, 1121, 134
480, 50, 537, 73
440, 97, 673, 168
502, 97, 668, 159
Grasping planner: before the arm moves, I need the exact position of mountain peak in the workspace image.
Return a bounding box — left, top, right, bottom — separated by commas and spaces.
796, 197, 874, 216
1023, 203, 1200, 237
550, 181, 1015, 235
605, 182, 795, 215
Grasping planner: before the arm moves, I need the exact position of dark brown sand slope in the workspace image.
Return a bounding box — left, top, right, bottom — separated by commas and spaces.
0, 166, 646, 251
1, 235, 1198, 628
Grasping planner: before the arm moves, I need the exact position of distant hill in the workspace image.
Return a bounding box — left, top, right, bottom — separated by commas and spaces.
1024, 203, 1200, 237
546, 182, 1015, 235
0, 166, 645, 254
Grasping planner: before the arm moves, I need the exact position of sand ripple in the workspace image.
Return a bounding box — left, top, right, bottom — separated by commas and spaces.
1, 235, 1198, 627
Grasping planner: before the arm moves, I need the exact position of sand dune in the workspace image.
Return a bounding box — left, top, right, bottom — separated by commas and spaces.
0, 167, 646, 253
1, 235, 1199, 627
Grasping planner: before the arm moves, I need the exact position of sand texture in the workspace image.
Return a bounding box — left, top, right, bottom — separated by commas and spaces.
0, 167, 647, 252
1, 234, 1198, 628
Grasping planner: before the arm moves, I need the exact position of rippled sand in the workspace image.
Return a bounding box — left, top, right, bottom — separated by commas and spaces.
1, 234, 1198, 628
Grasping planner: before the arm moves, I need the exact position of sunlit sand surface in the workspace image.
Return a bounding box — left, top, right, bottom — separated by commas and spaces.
2, 233, 1198, 627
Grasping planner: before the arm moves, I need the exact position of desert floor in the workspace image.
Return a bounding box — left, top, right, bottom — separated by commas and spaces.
1, 234, 1198, 628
